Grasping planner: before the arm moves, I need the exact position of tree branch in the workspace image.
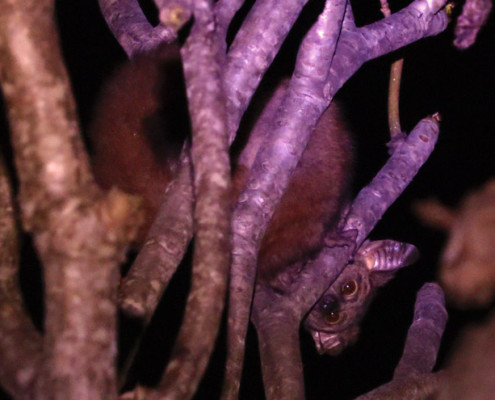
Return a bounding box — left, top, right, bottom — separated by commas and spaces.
142, 1, 231, 399
224, 0, 447, 394
98, 0, 177, 57
354, 283, 447, 400
119, 148, 194, 319
0, 156, 42, 399
253, 114, 440, 400
454, 0, 492, 49
0, 1, 143, 398
223, 0, 310, 141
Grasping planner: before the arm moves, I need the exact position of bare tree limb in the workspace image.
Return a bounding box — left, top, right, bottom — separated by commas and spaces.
454, 0, 492, 49
394, 283, 448, 379
98, 0, 177, 57
133, 1, 232, 399
0, 1, 143, 398
253, 114, 440, 400
119, 148, 194, 319
223, 0, 311, 141
0, 156, 42, 399
224, 0, 447, 394
215, 0, 245, 42
354, 283, 447, 400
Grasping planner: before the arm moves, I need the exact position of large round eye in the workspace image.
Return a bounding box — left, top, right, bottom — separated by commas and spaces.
324, 310, 341, 324
320, 297, 341, 324
341, 280, 358, 296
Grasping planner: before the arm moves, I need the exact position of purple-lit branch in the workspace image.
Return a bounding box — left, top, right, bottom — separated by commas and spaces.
299, 115, 440, 310
146, 1, 231, 399
98, 0, 176, 57
224, 1, 348, 397
119, 149, 194, 319
454, 0, 492, 49
223, 0, 310, 141
222, 0, 447, 394
354, 283, 447, 400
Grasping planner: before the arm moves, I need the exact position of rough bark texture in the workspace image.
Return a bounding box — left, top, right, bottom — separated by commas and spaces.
150, 1, 231, 399
354, 283, 447, 400
119, 149, 193, 318
98, 0, 177, 57
0, 157, 42, 399
0, 1, 142, 399
224, 0, 446, 394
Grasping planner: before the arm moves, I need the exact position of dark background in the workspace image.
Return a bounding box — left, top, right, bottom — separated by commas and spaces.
1, 0, 494, 398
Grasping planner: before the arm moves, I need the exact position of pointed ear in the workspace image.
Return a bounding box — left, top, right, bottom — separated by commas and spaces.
355, 240, 419, 272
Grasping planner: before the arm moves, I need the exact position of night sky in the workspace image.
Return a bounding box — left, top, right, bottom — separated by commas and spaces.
1, 0, 495, 399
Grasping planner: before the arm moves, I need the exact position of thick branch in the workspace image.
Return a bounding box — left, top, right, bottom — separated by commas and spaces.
0, 1, 142, 399
394, 283, 447, 379
0, 157, 42, 399
147, 2, 231, 399
224, 0, 447, 396
223, 0, 347, 397
223, 0, 310, 141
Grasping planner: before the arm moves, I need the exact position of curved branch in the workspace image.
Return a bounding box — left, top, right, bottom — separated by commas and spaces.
98, 0, 177, 57
394, 283, 447, 378
354, 283, 447, 400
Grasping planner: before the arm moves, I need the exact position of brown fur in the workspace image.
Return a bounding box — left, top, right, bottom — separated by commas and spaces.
254, 101, 353, 282
89, 45, 188, 241
89, 46, 353, 284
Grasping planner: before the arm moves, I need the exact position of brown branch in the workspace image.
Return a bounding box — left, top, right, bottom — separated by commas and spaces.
0, 1, 143, 399
380, 0, 405, 141
0, 156, 42, 399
